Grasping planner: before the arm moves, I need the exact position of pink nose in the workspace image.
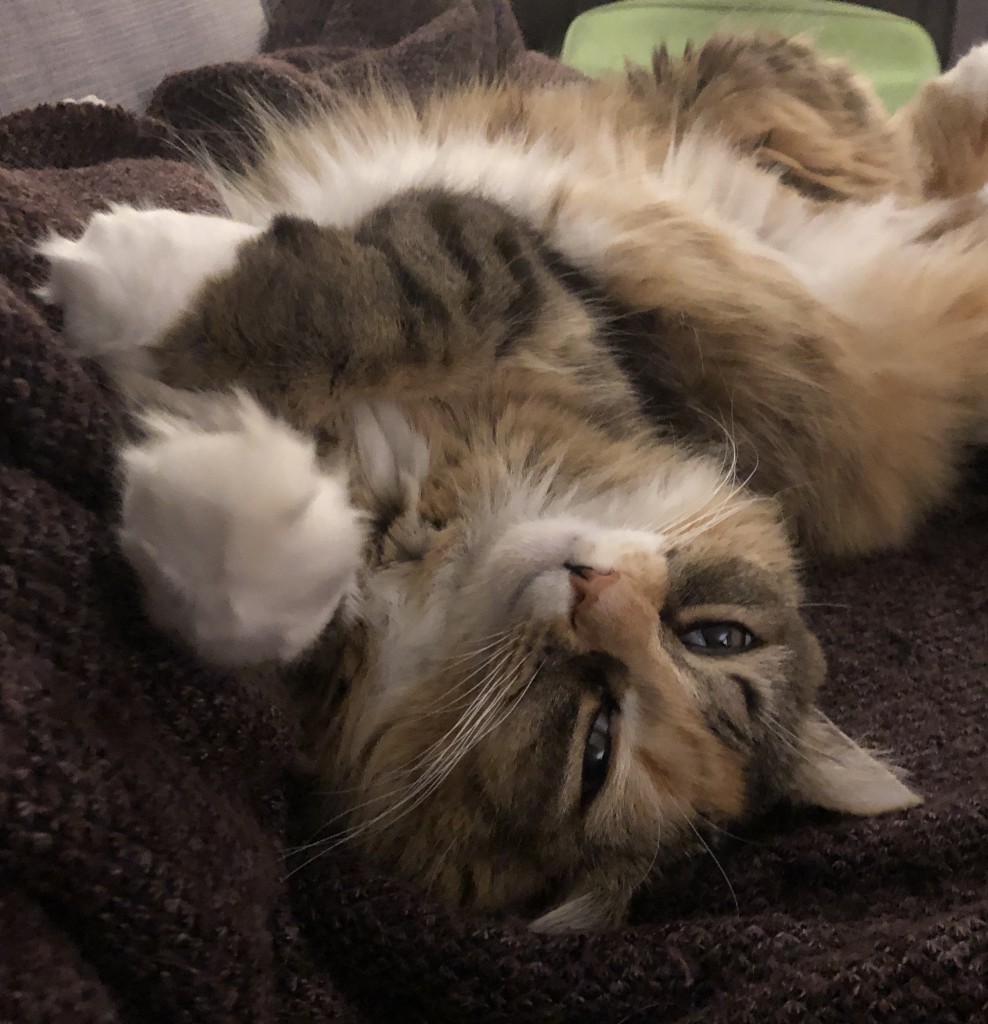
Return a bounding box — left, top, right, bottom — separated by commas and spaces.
566, 563, 620, 612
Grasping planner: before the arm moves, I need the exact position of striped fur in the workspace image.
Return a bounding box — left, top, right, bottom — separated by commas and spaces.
38, 33, 988, 930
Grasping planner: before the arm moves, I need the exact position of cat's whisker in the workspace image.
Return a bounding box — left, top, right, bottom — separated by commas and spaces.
442, 625, 520, 666
688, 809, 758, 846
424, 836, 459, 896
420, 655, 529, 788
688, 818, 741, 918
283, 769, 423, 854
413, 645, 524, 760
409, 633, 521, 719
356, 653, 543, 835
668, 795, 741, 917
286, 657, 543, 874
326, 652, 528, 841
290, 645, 524, 849
396, 657, 546, 826
631, 818, 665, 894
427, 624, 527, 693
336, 644, 519, 808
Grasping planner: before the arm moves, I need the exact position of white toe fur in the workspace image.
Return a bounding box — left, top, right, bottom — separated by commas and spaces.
119, 394, 365, 665
37, 205, 259, 372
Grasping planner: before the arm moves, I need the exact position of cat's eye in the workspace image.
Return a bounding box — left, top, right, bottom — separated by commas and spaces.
581, 703, 613, 808
678, 622, 758, 655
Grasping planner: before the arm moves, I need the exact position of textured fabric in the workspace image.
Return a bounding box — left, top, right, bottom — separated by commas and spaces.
0, 0, 266, 115
1, 2, 987, 1021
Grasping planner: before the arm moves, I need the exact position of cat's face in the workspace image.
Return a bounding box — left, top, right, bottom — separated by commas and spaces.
327, 465, 919, 930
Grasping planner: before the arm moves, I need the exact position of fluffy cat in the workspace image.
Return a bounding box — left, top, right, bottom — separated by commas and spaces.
37, 35, 988, 931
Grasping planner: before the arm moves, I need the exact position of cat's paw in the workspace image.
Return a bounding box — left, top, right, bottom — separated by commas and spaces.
36, 205, 259, 372
119, 394, 366, 665
940, 43, 988, 105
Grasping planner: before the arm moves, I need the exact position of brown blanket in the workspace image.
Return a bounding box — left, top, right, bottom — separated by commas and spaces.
1, 2, 986, 1021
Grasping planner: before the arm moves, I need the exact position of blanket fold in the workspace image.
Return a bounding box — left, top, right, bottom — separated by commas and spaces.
1, 2, 985, 1021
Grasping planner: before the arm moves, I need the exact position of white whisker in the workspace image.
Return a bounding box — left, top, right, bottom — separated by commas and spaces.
284, 655, 545, 877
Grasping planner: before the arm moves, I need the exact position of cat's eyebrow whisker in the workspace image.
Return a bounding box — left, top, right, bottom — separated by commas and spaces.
645, 473, 760, 542
759, 709, 834, 762
765, 712, 860, 760
659, 493, 761, 547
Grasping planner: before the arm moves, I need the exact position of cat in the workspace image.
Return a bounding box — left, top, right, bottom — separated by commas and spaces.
36, 34, 988, 931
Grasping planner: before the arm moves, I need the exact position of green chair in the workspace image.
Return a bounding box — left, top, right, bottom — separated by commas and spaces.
560, 0, 941, 111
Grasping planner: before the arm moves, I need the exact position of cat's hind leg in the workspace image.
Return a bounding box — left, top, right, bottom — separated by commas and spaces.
630, 32, 910, 201
895, 42, 988, 199
119, 393, 365, 666
36, 205, 260, 373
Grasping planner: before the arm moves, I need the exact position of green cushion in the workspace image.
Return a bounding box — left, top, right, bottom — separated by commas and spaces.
560, 0, 941, 111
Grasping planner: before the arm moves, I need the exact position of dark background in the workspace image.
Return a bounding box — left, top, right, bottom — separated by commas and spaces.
512, 0, 988, 68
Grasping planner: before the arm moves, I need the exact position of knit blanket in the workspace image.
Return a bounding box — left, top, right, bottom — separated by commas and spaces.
1, 2, 985, 1021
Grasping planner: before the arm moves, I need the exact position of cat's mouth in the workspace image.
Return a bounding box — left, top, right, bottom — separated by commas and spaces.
506, 560, 594, 618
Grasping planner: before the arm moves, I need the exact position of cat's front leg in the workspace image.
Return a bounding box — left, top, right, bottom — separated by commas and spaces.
36, 205, 260, 373
120, 393, 365, 666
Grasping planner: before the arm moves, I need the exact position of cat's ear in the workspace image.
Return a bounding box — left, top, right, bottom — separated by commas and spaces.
529, 880, 631, 934
788, 710, 922, 815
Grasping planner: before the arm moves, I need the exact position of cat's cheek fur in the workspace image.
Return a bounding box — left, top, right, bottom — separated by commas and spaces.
36, 205, 260, 371
118, 395, 365, 666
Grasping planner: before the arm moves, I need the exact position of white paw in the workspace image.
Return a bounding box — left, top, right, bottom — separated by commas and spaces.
36, 205, 259, 372
941, 43, 988, 105
119, 394, 366, 665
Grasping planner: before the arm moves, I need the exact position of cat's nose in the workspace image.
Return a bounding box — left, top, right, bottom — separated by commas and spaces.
566, 563, 620, 613
565, 561, 657, 655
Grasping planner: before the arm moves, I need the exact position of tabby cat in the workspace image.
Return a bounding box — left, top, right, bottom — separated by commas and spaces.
38, 35, 988, 931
